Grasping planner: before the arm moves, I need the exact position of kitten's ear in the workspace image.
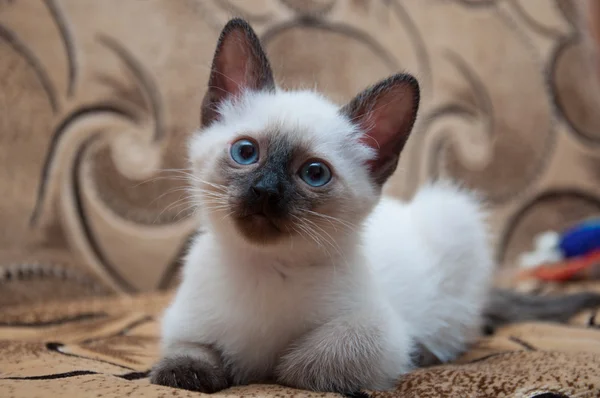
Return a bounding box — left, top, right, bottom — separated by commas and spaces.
341, 74, 420, 186
201, 18, 275, 127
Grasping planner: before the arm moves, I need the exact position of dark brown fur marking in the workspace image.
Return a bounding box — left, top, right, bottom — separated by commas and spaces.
220, 133, 336, 245
483, 288, 600, 333
413, 343, 443, 368
150, 355, 230, 393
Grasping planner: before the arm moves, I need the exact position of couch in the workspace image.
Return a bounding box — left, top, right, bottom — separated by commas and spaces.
1, 1, 599, 396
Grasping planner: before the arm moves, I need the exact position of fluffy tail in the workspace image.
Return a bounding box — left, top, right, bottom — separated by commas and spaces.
482, 288, 600, 334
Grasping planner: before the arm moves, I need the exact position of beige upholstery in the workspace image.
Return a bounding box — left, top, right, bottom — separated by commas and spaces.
1, 0, 599, 304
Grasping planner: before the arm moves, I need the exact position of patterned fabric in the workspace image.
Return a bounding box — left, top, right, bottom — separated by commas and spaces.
1, 0, 600, 305
0, 283, 599, 397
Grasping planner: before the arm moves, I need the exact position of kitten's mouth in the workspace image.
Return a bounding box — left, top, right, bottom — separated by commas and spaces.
242, 213, 281, 231
232, 211, 285, 244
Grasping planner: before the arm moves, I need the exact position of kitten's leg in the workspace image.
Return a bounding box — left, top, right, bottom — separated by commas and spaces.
150, 342, 230, 393
275, 307, 412, 393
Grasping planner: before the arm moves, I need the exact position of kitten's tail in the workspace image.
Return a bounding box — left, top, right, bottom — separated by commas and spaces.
482, 288, 600, 333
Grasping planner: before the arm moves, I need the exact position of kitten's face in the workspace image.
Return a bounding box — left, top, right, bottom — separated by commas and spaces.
189, 91, 378, 247
188, 18, 419, 251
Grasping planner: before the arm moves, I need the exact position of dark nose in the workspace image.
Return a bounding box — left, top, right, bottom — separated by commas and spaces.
250, 181, 282, 214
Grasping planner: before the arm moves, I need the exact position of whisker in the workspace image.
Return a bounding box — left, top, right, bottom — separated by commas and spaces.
147, 187, 196, 207
302, 218, 342, 258
131, 175, 193, 188
292, 215, 334, 260
169, 205, 197, 222
304, 210, 358, 232
150, 169, 228, 192
155, 195, 196, 220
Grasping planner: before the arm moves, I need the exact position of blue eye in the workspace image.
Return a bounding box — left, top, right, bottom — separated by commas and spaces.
230, 139, 259, 165
299, 161, 332, 187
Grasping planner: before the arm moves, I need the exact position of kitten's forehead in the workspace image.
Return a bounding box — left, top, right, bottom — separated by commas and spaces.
221, 90, 357, 147
264, 132, 304, 158
256, 125, 314, 160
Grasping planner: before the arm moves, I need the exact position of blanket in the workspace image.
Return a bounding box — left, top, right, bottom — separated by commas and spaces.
0, 282, 599, 397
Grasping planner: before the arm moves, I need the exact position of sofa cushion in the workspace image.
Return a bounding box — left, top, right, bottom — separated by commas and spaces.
1, 0, 600, 305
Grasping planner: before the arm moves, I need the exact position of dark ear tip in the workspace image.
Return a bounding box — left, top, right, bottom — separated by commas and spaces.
221, 18, 254, 35
390, 73, 420, 115
393, 73, 420, 97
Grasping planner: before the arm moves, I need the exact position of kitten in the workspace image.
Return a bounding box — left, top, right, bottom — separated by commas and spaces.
151, 18, 600, 394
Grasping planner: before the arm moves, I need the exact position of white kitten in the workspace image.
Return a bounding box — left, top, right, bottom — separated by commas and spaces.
151, 18, 600, 394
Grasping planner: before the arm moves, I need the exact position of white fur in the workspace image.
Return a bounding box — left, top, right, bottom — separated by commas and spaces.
159, 89, 494, 391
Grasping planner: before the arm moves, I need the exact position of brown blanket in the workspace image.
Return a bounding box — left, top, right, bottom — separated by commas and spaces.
0, 283, 599, 398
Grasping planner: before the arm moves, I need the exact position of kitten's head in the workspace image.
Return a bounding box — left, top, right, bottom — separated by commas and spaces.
189, 19, 419, 250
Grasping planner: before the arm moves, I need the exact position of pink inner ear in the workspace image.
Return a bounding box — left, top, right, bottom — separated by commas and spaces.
218, 32, 252, 96
202, 19, 275, 127
358, 91, 415, 170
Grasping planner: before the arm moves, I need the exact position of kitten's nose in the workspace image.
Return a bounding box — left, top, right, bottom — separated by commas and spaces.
250, 181, 282, 214
251, 184, 280, 202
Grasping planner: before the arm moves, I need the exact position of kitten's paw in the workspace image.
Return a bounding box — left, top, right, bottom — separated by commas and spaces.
150, 356, 229, 393
276, 364, 359, 394
275, 310, 411, 393
275, 347, 381, 393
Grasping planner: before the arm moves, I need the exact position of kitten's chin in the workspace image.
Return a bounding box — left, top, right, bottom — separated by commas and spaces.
232, 214, 286, 245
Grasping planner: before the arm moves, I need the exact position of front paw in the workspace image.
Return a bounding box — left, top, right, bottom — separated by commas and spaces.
275, 350, 366, 394
275, 310, 411, 393
150, 356, 229, 393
